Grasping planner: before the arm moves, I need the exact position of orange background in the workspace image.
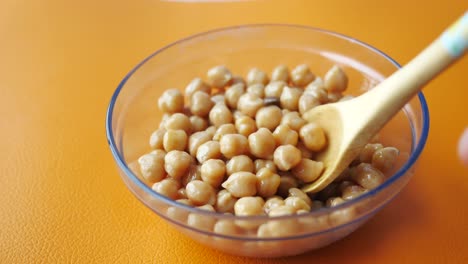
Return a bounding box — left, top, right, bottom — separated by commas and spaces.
1, 0, 467, 263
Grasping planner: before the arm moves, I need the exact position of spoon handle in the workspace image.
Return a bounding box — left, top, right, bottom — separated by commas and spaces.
351, 11, 467, 138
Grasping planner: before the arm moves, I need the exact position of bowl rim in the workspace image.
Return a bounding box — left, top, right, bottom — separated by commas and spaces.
105, 24, 429, 229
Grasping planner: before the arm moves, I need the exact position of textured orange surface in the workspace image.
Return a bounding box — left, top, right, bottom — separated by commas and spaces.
1, 0, 467, 263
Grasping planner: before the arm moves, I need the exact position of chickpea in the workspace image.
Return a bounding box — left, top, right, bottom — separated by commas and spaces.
152, 178, 180, 199
235, 116, 257, 137
158, 89, 184, 113
271, 65, 289, 82
311, 200, 324, 210
159, 113, 171, 129
264, 81, 287, 98
214, 220, 240, 236
298, 93, 321, 114
359, 143, 383, 163
248, 128, 276, 159
324, 65, 348, 93
299, 123, 327, 151
213, 124, 237, 141
234, 197, 265, 216
225, 83, 245, 109
247, 68, 269, 86
281, 111, 306, 132
200, 159, 226, 188
181, 164, 202, 186
205, 126, 217, 138
255, 106, 282, 131
211, 94, 226, 105
268, 205, 296, 217
207, 65, 232, 88
256, 168, 281, 198
232, 110, 247, 122
339, 95, 355, 102
186, 180, 216, 206
351, 163, 385, 189
326, 197, 345, 207
163, 129, 188, 152
338, 180, 354, 192
149, 128, 166, 149
164, 150, 192, 180
226, 155, 254, 176
219, 134, 249, 158
277, 174, 299, 197
188, 131, 211, 156
237, 92, 263, 118
327, 92, 343, 103
254, 159, 277, 173
189, 115, 208, 133
372, 147, 399, 172
215, 189, 238, 213
285, 197, 311, 212
177, 188, 188, 199
231, 75, 246, 86
329, 206, 356, 226
273, 145, 302, 171
288, 188, 312, 206
296, 141, 314, 159
209, 103, 233, 127
164, 113, 191, 134
187, 207, 216, 231
263, 196, 285, 213
291, 64, 315, 87
257, 219, 299, 238
221, 172, 257, 198
190, 91, 214, 117
166, 199, 192, 222
341, 185, 367, 200
280, 86, 303, 111
291, 158, 324, 183
305, 77, 328, 103
185, 77, 210, 100
272, 124, 298, 146
138, 150, 166, 182
196, 140, 221, 163
246, 83, 265, 98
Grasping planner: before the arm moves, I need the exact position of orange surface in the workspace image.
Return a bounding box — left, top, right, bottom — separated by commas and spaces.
1, 0, 467, 263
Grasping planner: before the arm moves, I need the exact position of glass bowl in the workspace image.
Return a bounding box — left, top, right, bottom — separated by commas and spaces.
106, 25, 429, 258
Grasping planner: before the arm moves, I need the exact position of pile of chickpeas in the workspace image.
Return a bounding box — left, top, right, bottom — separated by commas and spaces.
137, 64, 399, 236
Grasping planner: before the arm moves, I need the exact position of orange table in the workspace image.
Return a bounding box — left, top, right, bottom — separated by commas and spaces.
1, 1, 467, 263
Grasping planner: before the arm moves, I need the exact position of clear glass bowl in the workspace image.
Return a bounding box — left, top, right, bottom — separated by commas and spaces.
106, 25, 429, 258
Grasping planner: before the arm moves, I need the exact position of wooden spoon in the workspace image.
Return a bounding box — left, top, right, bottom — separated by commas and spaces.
302, 11, 468, 193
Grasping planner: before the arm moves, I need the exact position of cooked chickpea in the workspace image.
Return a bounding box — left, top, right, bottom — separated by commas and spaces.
164, 113, 191, 134
185, 77, 210, 100
273, 145, 302, 171
256, 168, 281, 198
326, 196, 345, 207
213, 124, 237, 141
221, 172, 257, 198
186, 180, 216, 206
339, 95, 355, 102
189, 115, 208, 133
231, 75, 246, 86
166, 199, 192, 222
163, 129, 187, 152
351, 163, 385, 189
181, 164, 202, 186
234, 197, 265, 216
149, 128, 166, 150
235, 116, 257, 137
164, 150, 192, 180
296, 141, 314, 159
341, 185, 367, 200
237, 92, 263, 117
207, 65, 232, 88
292, 158, 324, 183
138, 150, 166, 182
291, 64, 315, 87
272, 124, 298, 146
327, 92, 343, 103
277, 174, 299, 197
205, 126, 217, 138
215, 189, 238, 213
264, 81, 287, 98
305, 77, 328, 103
329, 206, 356, 226
280, 86, 303, 111
232, 110, 247, 122
268, 205, 296, 217
187, 206, 216, 231
263, 196, 285, 213
195, 140, 221, 163
214, 220, 240, 236
226, 155, 254, 176
255, 106, 282, 131
285, 197, 311, 212
257, 219, 299, 238
152, 178, 180, 199
158, 89, 184, 113
359, 143, 383, 163
247, 68, 269, 86
271, 65, 289, 82
299, 123, 327, 151
225, 83, 245, 109
177, 188, 188, 199
246, 83, 265, 98
219, 134, 249, 158
324, 65, 348, 93
281, 111, 306, 132
200, 159, 226, 188
254, 159, 277, 173
159, 113, 171, 129
211, 93, 226, 105
190, 91, 214, 117
298, 93, 321, 114
188, 131, 211, 156
248, 128, 276, 159
209, 103, 233, 127
372, 147, 399, 172
288, 188, 312, 206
